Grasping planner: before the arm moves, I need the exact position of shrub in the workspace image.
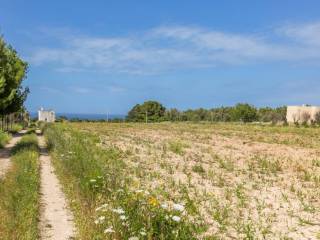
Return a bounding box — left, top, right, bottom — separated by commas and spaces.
231, 103, 258, 123
0, 131, 11, 148
10, 124, 23, 133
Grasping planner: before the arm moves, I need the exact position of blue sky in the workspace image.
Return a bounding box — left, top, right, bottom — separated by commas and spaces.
1, 1, 320, 114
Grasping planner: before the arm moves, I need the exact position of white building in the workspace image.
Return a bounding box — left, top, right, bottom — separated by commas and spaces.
38, 107, 56, 122
286, 105, 320, 124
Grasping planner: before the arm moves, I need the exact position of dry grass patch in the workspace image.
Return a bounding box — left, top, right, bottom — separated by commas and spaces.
68, 122, 320, 239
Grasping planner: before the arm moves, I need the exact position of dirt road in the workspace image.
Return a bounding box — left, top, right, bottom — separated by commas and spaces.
38, 134, 75, 240
0, 131, 26, 178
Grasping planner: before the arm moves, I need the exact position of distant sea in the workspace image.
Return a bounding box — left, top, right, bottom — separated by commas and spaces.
30, 112, 125, 120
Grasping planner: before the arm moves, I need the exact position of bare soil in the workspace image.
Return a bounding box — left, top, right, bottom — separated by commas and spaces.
0, 131, 26, 178
74, 123, 320, 239
38, 135, 75, 240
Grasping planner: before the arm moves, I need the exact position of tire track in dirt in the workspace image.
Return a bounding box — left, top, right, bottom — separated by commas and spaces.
38, 134, 75, 240
0, 130, 26, 178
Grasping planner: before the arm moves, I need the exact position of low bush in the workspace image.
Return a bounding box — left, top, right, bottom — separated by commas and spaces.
9, 123, 23, 134
0, 131, 11, 148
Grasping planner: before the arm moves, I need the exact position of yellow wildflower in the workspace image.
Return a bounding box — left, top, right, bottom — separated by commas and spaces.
148, 197, 159, 207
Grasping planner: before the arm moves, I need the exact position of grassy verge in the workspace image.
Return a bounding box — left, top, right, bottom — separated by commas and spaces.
0, 131, 11, 148
44, 124, 203, 240
0, 134, 40, 239
9, 124, 23, 134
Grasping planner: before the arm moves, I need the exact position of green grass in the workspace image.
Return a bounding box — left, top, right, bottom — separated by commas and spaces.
0, 134, 40, 239
168, 140, 188, 155
192, 164, 206, 174
312, 159, 320, 167
211, 198, 230, 231
217, 157, 234, 172
9, 124, 23, 134
0, 131, 11, 148
257, 157, 282, 174
45, 124, 203, 240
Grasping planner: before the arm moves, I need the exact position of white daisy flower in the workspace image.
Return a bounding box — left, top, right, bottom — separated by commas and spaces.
112, 208, 125, 214
104, 227, 114, 233
173, 203, 185, 212
161, 203, 168, 209
128, 237, 139, 240
172, 216, 181, 222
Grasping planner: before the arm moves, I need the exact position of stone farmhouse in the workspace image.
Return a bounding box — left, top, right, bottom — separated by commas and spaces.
286, 105, 320, 124
38, 107, 55, 122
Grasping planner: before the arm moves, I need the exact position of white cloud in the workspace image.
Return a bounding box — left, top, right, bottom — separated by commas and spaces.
151, 26, 267, 53
280, 22, 320, 46
28, 22, 320, 74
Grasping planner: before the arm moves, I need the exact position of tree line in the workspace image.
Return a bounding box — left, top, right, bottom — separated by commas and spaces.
127, 101, 287, 123
0, 36, 29, 131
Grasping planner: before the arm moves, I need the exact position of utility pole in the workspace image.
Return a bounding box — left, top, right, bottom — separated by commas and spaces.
145, 111, 148, 124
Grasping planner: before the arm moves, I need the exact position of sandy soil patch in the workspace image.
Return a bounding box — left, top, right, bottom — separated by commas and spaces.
74, 123, 320, 239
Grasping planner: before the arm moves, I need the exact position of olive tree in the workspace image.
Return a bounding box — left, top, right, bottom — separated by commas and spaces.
127, 101, 166, 122
231, 103, 258, 123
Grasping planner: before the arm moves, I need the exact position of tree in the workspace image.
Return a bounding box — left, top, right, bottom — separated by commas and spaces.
231, 103, 258, 123
210, 107, 232, 122
127, 101, 166, 122
0, 36, 28, 130
3, 87, 29, 114
274, 106, 287, 122
258, 106, 287, 123
258, 107, 274, 122
127, 104, 143, 122
165, 108, 180, 121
